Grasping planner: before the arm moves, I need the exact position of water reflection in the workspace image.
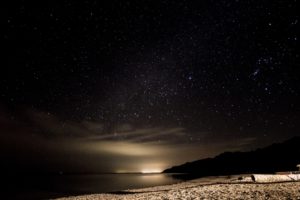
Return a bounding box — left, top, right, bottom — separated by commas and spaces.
7, 173, 182, 200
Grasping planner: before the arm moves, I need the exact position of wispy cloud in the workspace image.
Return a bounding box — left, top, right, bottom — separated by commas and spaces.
0, 108, 265, 173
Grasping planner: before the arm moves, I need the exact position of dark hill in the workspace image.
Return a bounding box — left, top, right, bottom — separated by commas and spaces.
163, 137, 300, 179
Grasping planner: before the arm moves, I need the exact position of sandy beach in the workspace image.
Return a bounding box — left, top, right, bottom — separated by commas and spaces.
56, 175, 300, 200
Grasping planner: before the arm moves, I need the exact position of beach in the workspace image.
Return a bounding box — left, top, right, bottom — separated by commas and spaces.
56, 175, 300, 200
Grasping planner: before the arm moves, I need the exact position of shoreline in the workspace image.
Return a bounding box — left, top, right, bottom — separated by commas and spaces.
56, 175, 300, 200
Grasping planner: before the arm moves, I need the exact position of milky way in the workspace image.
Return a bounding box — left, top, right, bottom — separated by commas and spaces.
2, 0, 299, 173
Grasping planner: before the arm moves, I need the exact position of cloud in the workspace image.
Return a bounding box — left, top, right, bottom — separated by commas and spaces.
86, 127, 187, 144
0, 108, 266, 173
82, 120, 104, 132
20, 110, 188, 144
85, 141, 164, 156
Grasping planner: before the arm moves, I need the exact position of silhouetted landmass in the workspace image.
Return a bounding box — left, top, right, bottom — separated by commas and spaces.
163, 137, 300, 179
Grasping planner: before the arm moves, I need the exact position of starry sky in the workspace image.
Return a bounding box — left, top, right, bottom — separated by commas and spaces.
2, 0, 299, 173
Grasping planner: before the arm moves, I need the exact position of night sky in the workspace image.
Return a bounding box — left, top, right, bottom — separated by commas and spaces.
2, 0, 299, 173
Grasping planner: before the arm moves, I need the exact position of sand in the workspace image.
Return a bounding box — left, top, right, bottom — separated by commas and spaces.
56, 175, 300, 200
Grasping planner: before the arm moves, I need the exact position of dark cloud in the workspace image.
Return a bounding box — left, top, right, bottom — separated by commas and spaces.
0, 108, 269, 173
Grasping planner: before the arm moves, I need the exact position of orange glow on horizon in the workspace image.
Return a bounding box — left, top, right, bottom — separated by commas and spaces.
141, 169, 162, 174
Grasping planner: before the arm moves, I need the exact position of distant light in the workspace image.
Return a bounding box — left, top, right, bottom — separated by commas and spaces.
141, 169, 162, 174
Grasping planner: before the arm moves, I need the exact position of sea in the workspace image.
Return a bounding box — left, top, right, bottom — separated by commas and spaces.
4, 173, 182, 200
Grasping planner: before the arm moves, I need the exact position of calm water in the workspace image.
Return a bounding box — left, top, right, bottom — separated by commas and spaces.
4, 173, 182, 200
